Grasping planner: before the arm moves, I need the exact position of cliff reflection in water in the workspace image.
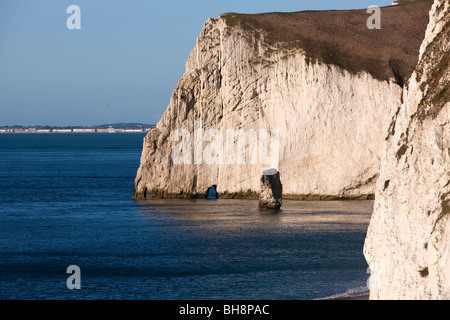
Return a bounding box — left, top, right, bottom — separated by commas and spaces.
137, 199, 372, 232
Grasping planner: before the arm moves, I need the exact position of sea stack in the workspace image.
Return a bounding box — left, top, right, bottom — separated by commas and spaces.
259, 168, 282, 210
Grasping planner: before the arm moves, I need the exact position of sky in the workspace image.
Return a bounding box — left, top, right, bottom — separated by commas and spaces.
0, 0, 394, 126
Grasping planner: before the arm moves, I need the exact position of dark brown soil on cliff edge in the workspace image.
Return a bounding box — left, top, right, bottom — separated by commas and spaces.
222, 0, 433, 86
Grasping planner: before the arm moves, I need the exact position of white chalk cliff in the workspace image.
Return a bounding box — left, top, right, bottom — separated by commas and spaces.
364, 0, 450, 299
134, 3, 431, 199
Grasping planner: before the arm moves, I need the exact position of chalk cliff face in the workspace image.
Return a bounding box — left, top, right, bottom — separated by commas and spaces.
364, 0, 450, 299
134, 3, 431, 200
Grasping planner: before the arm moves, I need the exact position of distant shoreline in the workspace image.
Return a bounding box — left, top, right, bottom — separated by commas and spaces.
0, 123, 155, 134
0, 130, 151, 134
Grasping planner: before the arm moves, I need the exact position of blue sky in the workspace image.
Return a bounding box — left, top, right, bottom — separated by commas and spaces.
0, 0, 393, 126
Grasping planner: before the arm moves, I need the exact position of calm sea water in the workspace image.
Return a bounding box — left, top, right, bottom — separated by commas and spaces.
0, 133, 372, 300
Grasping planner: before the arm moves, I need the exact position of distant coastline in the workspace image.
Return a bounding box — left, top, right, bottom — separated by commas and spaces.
0, 123, 155, 134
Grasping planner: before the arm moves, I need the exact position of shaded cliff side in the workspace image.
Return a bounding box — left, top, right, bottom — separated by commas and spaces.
134, 1, 432, 200
364, 0, 450, 299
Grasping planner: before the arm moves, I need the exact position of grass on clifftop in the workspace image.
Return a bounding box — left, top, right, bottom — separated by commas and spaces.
221, 0, 433, 84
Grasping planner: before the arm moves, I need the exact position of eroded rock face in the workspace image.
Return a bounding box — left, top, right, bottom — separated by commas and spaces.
364, 0, 450, 300
259, 169, 282, 210
134, 3, 431, 200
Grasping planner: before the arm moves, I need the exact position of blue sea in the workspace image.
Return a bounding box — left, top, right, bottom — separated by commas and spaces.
0, 133, 372, 300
